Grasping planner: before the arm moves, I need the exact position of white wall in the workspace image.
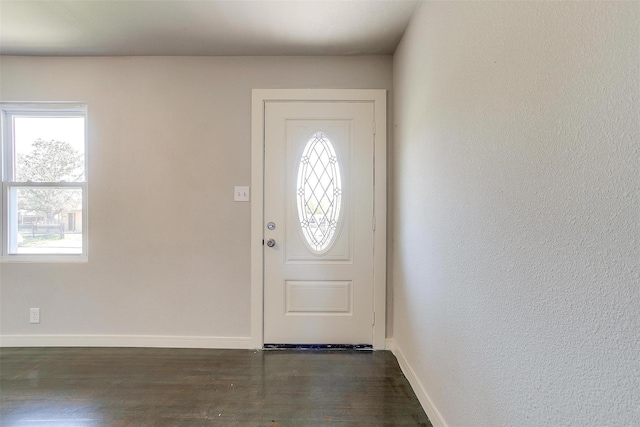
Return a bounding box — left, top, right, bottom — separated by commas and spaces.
0, 56, 393, 345
392, 1, 639, 426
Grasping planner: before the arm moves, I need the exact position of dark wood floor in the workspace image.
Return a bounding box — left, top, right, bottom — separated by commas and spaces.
0, 348, 431, 426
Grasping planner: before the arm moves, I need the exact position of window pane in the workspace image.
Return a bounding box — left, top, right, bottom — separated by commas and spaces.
11, 187, 83, 255
14, 117, 85, 182
296, 132, 342, 252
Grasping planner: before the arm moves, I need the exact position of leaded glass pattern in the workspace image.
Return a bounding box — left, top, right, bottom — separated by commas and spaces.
296, 132, 342, 252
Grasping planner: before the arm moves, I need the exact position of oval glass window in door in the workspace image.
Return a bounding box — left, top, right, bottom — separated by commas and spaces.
296, 132, 342, 253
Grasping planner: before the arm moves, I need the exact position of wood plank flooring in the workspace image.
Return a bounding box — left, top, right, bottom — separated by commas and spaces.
0, 348, 431, 426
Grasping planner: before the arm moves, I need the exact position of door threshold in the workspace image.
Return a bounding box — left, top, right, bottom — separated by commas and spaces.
263, 344, 373, 351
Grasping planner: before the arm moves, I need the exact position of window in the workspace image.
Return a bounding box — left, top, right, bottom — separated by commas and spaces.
296, 132, 342, 253
1, 103, 87, 261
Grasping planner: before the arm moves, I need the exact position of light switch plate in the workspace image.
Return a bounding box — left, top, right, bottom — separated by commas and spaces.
234, 186, 250, 202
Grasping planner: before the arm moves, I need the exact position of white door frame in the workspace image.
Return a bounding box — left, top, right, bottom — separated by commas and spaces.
250, 89, 387, 349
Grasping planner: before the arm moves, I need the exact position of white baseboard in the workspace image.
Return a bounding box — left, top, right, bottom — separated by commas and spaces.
386, 338, 448, 427
0, 334, 254, 349
385, 337, 395, 350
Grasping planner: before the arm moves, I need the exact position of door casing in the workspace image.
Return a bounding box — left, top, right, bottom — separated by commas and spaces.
250, 89, 387, 349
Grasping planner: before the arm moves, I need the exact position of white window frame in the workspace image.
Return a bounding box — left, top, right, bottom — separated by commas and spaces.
1, 102, 88, 262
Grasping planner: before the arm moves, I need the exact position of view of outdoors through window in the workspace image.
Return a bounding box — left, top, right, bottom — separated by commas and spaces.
12, 116, 85, 255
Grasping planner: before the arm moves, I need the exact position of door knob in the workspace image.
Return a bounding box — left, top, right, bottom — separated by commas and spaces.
266, 238, 276, 247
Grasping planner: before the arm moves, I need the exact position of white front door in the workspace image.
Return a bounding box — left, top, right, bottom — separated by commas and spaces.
263, 101, 376, 345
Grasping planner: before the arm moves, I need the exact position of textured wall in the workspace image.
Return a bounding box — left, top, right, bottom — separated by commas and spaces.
0, 56, 393, 340
392, 1, 639, 425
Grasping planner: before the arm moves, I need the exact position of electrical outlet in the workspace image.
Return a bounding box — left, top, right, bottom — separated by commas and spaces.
30, 308, 40, 324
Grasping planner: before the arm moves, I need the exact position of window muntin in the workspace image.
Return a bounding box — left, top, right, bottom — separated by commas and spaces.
296, 132, 342, 253
1, 104, 87, 260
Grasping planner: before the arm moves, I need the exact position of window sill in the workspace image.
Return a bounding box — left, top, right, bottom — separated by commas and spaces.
1, 255, 88, 263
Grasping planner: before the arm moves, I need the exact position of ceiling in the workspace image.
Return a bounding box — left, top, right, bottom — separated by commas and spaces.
0, 0, 420, 56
